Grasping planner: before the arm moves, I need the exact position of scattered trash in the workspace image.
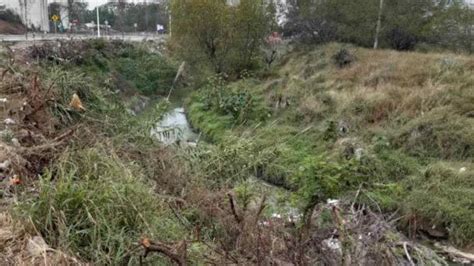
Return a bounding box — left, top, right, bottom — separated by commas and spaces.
3, 118, 15, 125
26, 236, 50, 257
0, 160, 10, 170
435, 242, 474, 264
9, 175, 21, 185
69, 93, 85, 111
322, 238, 342, 255
354, 148, 364, 160
11, 138, 20, 147
459, 167, 467, 173
271, 213, 282, 219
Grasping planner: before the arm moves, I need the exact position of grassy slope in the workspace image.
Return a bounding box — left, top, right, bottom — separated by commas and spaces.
187, 43, 474, 247
4, 40, 190, 265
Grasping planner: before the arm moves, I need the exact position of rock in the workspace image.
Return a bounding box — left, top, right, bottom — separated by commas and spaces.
322, 238, 342, 255
327, 199, 340, 206
459, 167, 467, 173
338, 120, 350, 135
0, 160, 10, 170
11, 138, 20, 147
27, 236, 50, 257
130, 96, 150, 114
3, 118, 15, 125
354, 148, 365, 161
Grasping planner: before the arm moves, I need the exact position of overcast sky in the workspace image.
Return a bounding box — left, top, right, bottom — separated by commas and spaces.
77, 0, 108, 9
89, 0, 109, 9
47, 0, 112, 10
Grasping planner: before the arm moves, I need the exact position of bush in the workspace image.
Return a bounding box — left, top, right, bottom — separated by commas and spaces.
332, 48, 355, 68
387, 28, 417, 51
114, 52, 176, 96
195, 77, 269, 124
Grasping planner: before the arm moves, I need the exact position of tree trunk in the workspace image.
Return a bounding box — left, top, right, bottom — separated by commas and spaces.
373, 0, 384, 49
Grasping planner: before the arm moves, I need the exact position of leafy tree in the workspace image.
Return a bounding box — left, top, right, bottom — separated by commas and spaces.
121, 3, 169, 32
233, 0, 274, 70
170, 0, 274, 75
171, 0, 233, 73
381, 0, 436, 50
426, 1, 474, 53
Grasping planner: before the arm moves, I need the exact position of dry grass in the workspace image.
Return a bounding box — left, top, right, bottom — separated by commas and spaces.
0, 211, 85, 266
266, 43, 473, 138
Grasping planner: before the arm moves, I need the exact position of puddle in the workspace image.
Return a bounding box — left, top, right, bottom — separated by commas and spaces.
151, 107, 198, 145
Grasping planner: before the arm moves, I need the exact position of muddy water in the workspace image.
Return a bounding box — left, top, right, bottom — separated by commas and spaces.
151, 107, 198, 145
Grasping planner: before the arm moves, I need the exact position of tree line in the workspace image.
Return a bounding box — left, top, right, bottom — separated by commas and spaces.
284, 0, 473, 52
170, 0, 473, 77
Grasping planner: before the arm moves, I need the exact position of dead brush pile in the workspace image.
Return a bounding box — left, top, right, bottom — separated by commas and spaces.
0, 46, 73, 184
28, 39, 130, 66
0, 45, 82, 264
166, 181, 447, 265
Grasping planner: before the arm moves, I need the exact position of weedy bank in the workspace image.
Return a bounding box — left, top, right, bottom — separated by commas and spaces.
187, 43, 474, 249
0, 39, 472, 265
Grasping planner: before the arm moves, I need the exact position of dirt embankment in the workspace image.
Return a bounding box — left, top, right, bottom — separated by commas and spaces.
0, 20, 26, 35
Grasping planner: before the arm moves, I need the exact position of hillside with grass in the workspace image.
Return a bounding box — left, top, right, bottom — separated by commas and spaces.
0, 37, 472, 264
0, 36, 472, 265
187, 43, 474, 248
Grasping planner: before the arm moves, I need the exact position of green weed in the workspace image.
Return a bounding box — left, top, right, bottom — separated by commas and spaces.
16, 147, 185, 265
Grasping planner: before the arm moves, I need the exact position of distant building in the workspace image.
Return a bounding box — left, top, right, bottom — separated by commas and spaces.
0, 0, 49, 31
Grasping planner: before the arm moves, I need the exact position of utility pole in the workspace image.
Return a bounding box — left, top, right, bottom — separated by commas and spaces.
24, 0, 28, 40
97, 6, 101, 38
373, 0, 384, 49
145, 0, 149, 32
168, 3, 171, 37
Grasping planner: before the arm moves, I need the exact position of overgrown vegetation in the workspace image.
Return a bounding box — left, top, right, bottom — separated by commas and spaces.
17, 148, 185, 265
2, 0, 473, 263
187, 43, 474, 248
170, 0, 276, 76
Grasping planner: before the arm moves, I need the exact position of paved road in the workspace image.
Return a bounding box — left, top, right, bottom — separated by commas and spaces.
0, 33, 167, 43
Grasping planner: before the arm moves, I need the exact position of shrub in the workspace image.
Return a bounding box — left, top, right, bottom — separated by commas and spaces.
291, 154, 361, 213
114, 53, 176, 96
332, 48, 355, 68
195, 77, 269, 124
387, 28, 417, 51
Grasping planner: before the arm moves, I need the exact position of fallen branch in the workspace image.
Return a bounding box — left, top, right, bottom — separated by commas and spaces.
403, 242, 415, 266
227, 192, 242, 224
19, 129, 74, 154
434, 243, 474, 263
140, 238, 187, 265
